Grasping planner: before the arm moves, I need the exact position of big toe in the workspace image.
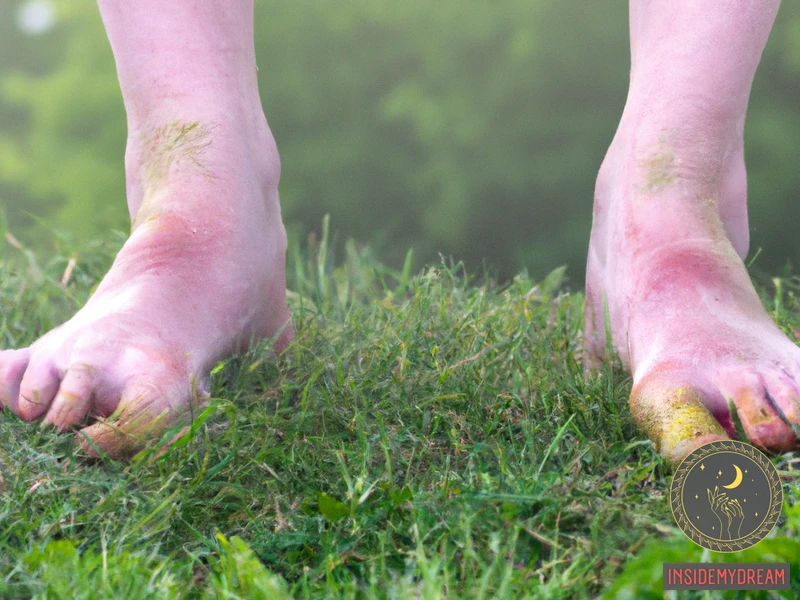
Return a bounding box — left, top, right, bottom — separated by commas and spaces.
630, 370, 729, 464
0, 349, 30, 413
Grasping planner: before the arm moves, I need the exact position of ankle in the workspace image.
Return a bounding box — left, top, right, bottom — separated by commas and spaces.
619, 98, 743, 188
123, 109, 280, 228
123, 84, 265, 140
592, 105, 749, 256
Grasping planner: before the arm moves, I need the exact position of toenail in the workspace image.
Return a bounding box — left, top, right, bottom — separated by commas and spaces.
631, 385, 726, 459
763, 387, 800, 439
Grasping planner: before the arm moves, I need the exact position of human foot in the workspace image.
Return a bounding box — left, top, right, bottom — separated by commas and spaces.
584, 0, 795, 464
586, 124, 800, 463
0, 111, 291, 458
0, 0, 292, 458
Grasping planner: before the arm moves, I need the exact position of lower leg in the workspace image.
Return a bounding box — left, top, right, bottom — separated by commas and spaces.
587, 0, 800, 461
0, 0, 291, 457
98, 0, 280, 222
599, 0, 777, 260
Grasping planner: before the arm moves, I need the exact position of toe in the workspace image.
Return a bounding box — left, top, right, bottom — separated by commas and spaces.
714, 368, 798, 452
43, 364, 96, 431
763, 369, 800, 426
0, 349, 30, 412
77, 378, 203, 460
17, 355, 61, 421
630, 370, 728, 464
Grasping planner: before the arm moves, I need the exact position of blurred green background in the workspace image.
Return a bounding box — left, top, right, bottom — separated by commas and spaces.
2, 0, 800, 283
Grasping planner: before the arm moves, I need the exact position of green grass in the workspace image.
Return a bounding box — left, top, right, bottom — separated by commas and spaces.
0, 222, 798, 599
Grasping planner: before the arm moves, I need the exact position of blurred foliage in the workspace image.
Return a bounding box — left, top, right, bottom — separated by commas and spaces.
2, 0, 800, 281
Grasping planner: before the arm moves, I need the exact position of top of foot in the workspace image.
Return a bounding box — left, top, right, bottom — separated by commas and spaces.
0, 116, 291, 458
586, 134, 799, 463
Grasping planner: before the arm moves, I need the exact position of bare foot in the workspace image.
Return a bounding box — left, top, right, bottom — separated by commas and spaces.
586, 126, 800, 463
0, 113, 291, 458
584, 0, 797, 464
0, 1, 292, 458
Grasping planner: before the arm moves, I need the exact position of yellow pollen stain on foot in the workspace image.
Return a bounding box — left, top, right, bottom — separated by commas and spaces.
630, 384, 725, 460
132, 193, 165, 230
141, 120, 216, 182
640, 146, 679, 192
139, 120, 216, 192
132, 121, 216, 229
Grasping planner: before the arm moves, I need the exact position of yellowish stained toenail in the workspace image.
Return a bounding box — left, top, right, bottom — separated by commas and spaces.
631, 385, 725, 457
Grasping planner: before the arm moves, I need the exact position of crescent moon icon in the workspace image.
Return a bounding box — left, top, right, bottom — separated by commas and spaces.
723, 464, 743, 489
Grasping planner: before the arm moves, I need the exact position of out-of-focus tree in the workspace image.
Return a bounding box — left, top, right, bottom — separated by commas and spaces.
0, 1, 125, 239
255, 0, 629, 278
2, 0, 800, 281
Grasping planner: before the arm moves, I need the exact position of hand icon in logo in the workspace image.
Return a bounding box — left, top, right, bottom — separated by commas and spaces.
708, 486, 744, 540
721, 497, 745, 540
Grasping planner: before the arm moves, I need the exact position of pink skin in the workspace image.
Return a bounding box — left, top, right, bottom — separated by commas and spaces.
0, 0, 291, 457
587, 0, 800, 462
1, 0, 798, 462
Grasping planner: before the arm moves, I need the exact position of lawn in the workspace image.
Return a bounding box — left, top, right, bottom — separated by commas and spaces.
1, 222, 798, 599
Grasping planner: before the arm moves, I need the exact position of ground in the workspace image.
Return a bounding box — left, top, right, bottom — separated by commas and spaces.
0, 223, 798, 599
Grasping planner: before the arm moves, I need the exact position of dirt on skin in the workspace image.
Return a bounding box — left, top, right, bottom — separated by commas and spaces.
133, 120, 217, 228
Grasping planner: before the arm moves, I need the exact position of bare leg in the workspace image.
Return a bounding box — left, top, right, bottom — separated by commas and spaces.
586, 0, 800, 462
0, 0, 291, 457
